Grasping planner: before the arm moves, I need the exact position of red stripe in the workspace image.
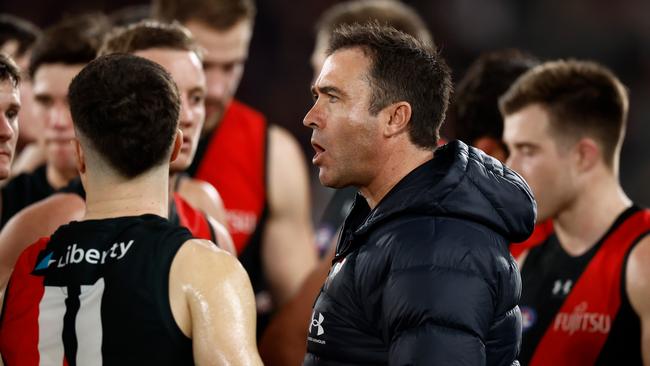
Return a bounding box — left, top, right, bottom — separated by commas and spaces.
0, 237, 50, 365
529, 210, 650, 365
174, 193, 212, 240
195, 100, 267, 255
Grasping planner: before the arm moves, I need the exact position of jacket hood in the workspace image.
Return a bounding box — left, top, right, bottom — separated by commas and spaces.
356, 140, 536, 242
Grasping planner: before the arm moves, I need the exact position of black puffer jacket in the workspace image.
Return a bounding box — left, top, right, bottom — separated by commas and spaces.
304, 141, 535, 366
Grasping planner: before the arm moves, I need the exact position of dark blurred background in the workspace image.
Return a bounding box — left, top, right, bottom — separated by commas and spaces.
3, 0, 650, 217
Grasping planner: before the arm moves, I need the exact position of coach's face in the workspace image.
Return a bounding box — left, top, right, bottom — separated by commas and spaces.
135, 48, 206, 173
33, 63, 84, 176
304, 47, 383, 188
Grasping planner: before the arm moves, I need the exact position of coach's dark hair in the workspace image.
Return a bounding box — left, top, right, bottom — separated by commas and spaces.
451, 49, 539, 145
499, 60, 628, 168
0, 14, 41, 58
29, 13, 110, 78
0, 53, 20, 87
328, 23, 451, 149
153, 0, 255, 30
68, 53, 180, 178
99, 20, 201, 60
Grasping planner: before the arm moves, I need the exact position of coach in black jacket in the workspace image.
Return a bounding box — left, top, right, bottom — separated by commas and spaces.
303, 23, 535, 366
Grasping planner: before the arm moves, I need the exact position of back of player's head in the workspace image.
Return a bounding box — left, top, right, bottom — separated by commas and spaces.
29, 13, 110, 78
68, 53, 180, 178
500, 59, 628, 167
0, 14, 41, 58
452, 49, 539, 145
316, 0, 432, 48
152, 0, 256, 30
99, 20, 201, 60
0, 53, 20, 87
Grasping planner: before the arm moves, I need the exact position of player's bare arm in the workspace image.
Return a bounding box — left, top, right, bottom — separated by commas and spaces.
170, 239, 262, 365
627, 235, 650, 365
263, 125, 317, 305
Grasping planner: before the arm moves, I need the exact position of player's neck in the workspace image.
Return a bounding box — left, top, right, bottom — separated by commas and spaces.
553, 173, 631, 256
359, 143, 434, 209
46, 164, 77, 190
83, 166, 169, 221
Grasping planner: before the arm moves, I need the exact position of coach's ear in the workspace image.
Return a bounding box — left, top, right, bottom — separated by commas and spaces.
73, 138, 86, 174
383, 101, 412, 138
170, 129, 183, 163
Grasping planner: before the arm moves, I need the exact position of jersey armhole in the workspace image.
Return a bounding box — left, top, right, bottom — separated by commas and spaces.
156, 228, 194, 347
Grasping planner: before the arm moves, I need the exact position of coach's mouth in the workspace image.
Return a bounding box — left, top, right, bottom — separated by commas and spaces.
311, 141, 325, 165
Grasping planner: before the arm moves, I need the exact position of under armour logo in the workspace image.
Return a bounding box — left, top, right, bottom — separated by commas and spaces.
310, 311, 325, 336
552, 279, 573, 296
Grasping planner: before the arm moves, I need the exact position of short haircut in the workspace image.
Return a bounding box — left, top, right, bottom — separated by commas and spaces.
29, 13, 110, 78
99, 20, 201, 60
452, 49, 539, 144
68, 53, 181, 178
0, 14, 41, 58
316, 0, 432, 48
0, 53, 21, 87
152, 0, 256, 30
499, 60, 628, 167
328, 23, 451, 149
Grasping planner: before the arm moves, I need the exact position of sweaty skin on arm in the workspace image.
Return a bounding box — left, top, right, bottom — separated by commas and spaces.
263, 126, 317, 305
626, 235, 650, 365
169, 239, 262, 365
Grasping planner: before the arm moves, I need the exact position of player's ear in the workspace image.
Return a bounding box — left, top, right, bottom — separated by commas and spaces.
73, 138, 85, 174
170, 129, 183, 163
575, 137, 600, 173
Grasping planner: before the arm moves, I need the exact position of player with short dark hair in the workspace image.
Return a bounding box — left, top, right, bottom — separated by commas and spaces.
0, 53, 262, 365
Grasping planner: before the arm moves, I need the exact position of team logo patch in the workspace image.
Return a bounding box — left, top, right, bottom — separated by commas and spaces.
34, 252, 55, 271
521, 306, 537, 332
553, 301, 611, 335
307, 311, 327, 345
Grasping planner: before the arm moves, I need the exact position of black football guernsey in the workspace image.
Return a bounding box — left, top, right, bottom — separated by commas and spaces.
519, 206, 649, 365
0, 214, 195, 365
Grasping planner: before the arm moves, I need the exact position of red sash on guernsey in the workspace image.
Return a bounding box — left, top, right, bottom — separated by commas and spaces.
173, 193, 212, 241
0, 238, 50, 365
510, 219, 554, 258
529, 209, 650, 365
194, 100, 266, 255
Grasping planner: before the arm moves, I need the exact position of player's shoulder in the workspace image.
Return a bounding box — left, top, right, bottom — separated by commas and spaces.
179, 178, 220, 204
174, 239, 245, 280
27, 193, 85, 216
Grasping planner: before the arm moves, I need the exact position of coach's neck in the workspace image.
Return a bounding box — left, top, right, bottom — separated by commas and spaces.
359, 136, 433, 210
